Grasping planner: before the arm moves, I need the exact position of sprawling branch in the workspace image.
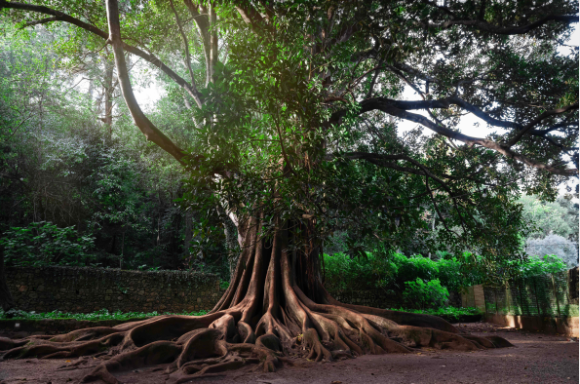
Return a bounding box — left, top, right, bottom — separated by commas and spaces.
506, 103, 579, 147
0, 0, 203, 105
105, 0, 186, 164
329, 98, 578, 176
337, 152, 452, 191
235, 2, 266, 31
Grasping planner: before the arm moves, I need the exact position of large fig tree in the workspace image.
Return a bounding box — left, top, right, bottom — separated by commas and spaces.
0, 0, 578, 382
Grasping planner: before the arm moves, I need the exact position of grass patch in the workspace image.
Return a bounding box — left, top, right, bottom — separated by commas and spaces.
0, 308, 209, 321
387, 306, 482, 321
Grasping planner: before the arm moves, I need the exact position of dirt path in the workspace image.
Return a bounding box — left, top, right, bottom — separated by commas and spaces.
1, 323, 577, 384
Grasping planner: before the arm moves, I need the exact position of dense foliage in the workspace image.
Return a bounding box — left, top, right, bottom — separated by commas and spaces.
0, 3, 577, 376
403, 278, 450, 310
0, 26, 230, 275
323, 251, 570, 299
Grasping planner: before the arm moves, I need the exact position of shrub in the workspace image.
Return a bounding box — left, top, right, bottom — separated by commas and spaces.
403, 278, 449, 309
323, 250, 570, 297
323, 252, 398, 291
394, 253, 439, 288
1, 221, 96, 267
516, 254, 568, 278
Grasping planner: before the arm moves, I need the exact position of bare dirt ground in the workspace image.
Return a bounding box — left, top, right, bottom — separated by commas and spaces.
1, 322, 578, 384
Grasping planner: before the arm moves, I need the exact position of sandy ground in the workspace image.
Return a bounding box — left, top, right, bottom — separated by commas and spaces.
0, 322, 578, 384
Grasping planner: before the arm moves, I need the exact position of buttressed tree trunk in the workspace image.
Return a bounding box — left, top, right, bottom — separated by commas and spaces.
0, 213, 513, 383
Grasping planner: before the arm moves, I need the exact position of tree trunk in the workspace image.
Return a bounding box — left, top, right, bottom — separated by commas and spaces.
184, 210, 193, 257
223, 216, 238, 281
0, 0, 513, 375
0, 246, 15, 312
103, 54, 114, 140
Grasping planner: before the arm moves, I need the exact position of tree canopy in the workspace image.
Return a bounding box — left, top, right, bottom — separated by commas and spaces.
5, 0, 575, 260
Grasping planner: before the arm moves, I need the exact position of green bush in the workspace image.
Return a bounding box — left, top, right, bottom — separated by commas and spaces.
402, 278, 449, 309
323, 252, 398, 291
516, 254, 567, 278
1, 221, 96, 267
387, 306, 482, 321
323, 250, 569, 297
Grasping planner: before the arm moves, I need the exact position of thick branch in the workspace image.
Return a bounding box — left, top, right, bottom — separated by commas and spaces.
105, 0, 186, 164
235, 3, 265, 31
330, 99, 578, 176
506, 103, 579, 147
183, 0, 214, 86
338, 152, 454, 191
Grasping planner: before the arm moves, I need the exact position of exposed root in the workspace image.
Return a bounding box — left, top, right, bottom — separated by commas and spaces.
0, 337, 27, 351
0, 221, 514, 383
0, 303, 512, 384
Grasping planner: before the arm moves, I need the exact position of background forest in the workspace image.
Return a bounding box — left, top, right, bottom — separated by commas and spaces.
1, 21, 577, 294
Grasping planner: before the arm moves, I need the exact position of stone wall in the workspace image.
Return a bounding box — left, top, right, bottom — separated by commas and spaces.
6, 266, 410, 314
5, 266, 221, 313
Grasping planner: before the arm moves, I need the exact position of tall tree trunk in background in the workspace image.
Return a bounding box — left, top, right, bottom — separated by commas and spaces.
184, 209, 193, 259
0, 247, 15, 312
102, 53, 114, 140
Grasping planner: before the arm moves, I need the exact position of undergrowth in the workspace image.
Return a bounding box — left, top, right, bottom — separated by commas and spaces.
0, 308, 209, 321
387, 306, 482, 321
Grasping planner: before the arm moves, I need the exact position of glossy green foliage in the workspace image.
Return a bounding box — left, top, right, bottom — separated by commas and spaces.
1, 222, 96, 267
403, 278, 450, 310
323, 251, 569, 294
